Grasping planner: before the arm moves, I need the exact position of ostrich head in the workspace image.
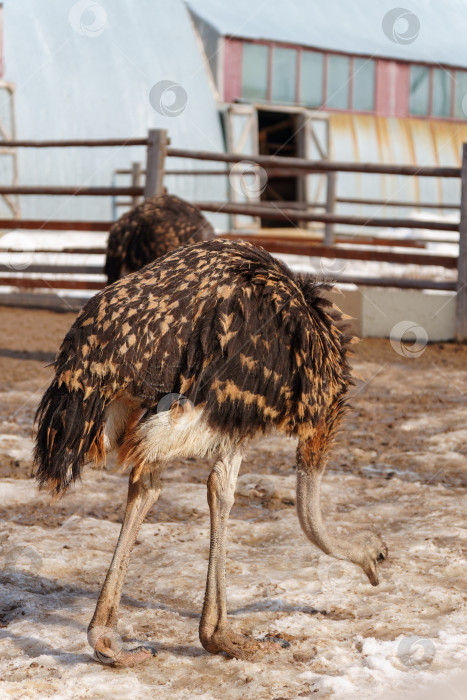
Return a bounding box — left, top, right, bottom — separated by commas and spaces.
350, 531, 388, 586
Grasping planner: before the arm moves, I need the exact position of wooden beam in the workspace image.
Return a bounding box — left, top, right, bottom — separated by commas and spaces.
0, 247, 106, 254
131, 161, 143, 207
456, 143, 467, 342
228, 231, 426, 248
167, 148, 462, 178
0, 292, 88, 312
0, 138, 148, 147
336, 277, 456, 291
144, 129, 168, 197
337, 197, 460, 210
196, 202, 459, 231
0, 277, 104, 290
325, 236, 425, 248
218, 234, 457, 268
0, 219, 111, 231
0, 264, 104, 274
116, 169, 229, 176
0, 186, 143, 196
325, 172, 336, 245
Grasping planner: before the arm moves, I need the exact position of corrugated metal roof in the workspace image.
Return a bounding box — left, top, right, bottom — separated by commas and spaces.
187, 0, 467, 68
3, 0, 228, 224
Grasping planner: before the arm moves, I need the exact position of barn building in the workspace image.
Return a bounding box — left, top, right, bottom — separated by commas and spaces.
188, 0, 467, 227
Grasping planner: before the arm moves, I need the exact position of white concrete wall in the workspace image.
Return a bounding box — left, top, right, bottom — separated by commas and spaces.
362, 288, 456, 342
332, 286, 456, 341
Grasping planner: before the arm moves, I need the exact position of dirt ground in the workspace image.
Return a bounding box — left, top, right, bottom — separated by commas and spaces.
0, 306, 466, 699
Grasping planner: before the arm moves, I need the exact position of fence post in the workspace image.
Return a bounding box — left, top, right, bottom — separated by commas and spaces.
131, 161, 143, 207
325, 171, 336, 245
456, 143, 467, 342
144, 129, 168, 198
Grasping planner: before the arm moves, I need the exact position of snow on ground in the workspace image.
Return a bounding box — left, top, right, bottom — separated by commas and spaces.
0, 308, 466, 700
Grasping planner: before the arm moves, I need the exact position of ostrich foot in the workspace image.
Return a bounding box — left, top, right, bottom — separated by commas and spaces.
89, 626, 157, 668
95, 642, 157, 668
201, 627, 289, 660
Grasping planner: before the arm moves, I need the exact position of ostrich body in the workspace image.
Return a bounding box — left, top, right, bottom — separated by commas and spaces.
34, 239, 387, 666
104, 193, 215, 284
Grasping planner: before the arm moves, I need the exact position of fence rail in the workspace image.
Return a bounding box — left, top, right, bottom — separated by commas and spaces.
0, 186, 144, 196
195, 201, 459, 231
0, 138, 149, 148
165, 147, 462, 178
0, 129, 465, 339
0, 219, 111, 231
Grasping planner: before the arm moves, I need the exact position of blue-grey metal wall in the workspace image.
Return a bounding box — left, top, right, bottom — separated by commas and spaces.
3, 0, 228, 225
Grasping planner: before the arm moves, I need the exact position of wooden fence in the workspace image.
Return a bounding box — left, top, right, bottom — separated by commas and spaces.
0, 129, 466, 341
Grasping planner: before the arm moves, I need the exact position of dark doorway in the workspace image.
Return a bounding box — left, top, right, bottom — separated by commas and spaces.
257, 109, 300, 228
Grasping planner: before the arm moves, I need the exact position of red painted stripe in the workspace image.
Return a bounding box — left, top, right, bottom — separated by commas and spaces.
375, 60, 391, 116
395, 63, 410, 117
223, 39, 243, 103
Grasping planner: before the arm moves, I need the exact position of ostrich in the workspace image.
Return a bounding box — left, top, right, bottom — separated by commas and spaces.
104, 193, 215, 284
34, 239, 387, 666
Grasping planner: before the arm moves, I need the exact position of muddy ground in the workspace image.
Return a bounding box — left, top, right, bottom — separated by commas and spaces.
0, 306, 466, 699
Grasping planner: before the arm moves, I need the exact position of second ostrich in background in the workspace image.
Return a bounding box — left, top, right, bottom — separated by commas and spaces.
104, 193, 215, 284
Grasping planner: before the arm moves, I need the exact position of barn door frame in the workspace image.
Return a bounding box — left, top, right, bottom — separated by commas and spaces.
225, 103, 261, 230
296, 111, 333, 238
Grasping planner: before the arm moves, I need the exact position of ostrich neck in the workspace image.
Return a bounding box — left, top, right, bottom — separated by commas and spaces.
296, 468, 363, 564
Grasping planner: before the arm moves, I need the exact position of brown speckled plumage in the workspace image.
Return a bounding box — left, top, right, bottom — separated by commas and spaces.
35, 238, 352, 495
104, 194, 215, 284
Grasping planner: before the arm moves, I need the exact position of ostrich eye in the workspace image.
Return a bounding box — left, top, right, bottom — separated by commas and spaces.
377, 552, 385, 563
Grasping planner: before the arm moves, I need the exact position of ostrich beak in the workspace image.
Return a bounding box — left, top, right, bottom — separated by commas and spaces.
364, 563, 379, 586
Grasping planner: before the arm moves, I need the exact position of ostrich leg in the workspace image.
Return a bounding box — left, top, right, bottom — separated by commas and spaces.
199, 450, 281, 660
88, 466, 161, 667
